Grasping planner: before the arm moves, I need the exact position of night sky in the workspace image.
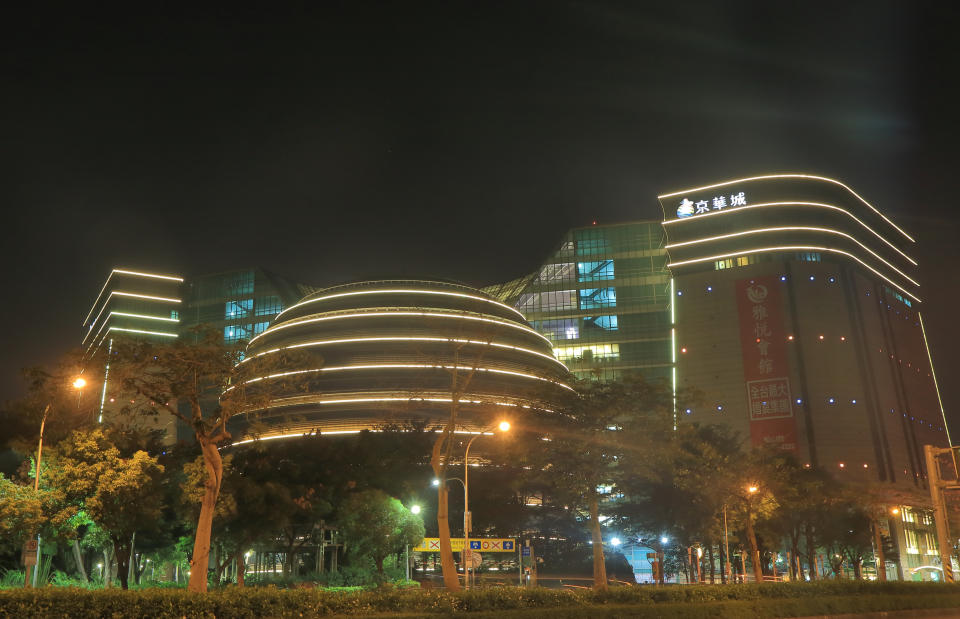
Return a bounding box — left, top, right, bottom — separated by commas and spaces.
3, 3, 958, 426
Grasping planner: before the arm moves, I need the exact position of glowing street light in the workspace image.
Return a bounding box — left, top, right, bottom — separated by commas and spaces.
411, 504, 421, 515
611, 537, 621, 546
747, 485, 759, 494
432, 478, 441, 487
462, 419, 510, 589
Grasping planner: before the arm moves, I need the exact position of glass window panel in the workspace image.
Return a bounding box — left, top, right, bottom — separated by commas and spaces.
584, 315, 618, 331
225, 299, 253, 319
577, 260, 614, 282
253, 321, 270, 335
536, 263, 575, 284
255, 295, 284, 316
224, 324, 251, 343
554, 343, 620, 361
579, 287, 616, 309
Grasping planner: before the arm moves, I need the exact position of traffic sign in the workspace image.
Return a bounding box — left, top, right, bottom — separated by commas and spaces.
412, 538, 517, 553
470, 552, 483, 568
522, 547, 531, 557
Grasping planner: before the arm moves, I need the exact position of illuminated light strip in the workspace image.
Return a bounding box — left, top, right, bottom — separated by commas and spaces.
83, 268, 183, 325
228, 364, 574, 392
663, 201, 917, 266
230, 427, 509, 447
248, 310, 552, 347
107, 327, 179, 337
656, 173, 915, 243
241, 336, 567, 370
85, 291, 183, 342
83, 311, 180, 347
664, 226, 920, 287
276, 288, 526, 322
667, 246, 921, 304
98, 338, 113, 424
919, 313, 952, 446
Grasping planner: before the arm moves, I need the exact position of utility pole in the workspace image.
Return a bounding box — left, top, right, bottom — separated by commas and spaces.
924, 445, 956, 583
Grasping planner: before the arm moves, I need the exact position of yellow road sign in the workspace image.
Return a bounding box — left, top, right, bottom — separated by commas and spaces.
413, 538, 516, 552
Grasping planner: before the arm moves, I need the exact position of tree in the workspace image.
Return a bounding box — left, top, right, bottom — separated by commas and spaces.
107, 329, 315, 592
46, 428, 165, 589
337, 489, 425, 575
521, 374, 675, 589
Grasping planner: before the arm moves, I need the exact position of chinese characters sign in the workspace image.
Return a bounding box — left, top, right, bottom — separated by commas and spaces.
676, 191, 746, 218
736, 276, 797, 451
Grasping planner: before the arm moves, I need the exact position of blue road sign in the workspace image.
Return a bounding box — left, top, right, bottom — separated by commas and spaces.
503, 541, 514, 550
470, 541, 481, 550
522, 547, 531, 557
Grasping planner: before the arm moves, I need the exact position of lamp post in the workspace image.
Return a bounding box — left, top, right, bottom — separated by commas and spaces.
723, 504, 732, 584
744, 485, 763, 583
407, 504, 421, 582
25, 376, 86, 588
462, 420, 510, 589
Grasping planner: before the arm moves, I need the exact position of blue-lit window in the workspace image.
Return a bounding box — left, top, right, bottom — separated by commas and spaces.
579, 288, 616, 309
255, 296, 284, 316
225, 299, 253, 319
584, 315, 618, 331
253, 321, 270, 335
224, 324, 251, 343
577, 260, 614, 282
797, 252, 821, 262
535, 263, 575, 284
170, 310, 180, 320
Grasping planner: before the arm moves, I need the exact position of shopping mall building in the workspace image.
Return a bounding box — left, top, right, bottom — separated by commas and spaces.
81, 173, 951, 577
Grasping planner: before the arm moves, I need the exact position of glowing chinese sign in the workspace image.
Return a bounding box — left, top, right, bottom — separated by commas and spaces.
736, 276, 797, 451
676, 191, 747, 218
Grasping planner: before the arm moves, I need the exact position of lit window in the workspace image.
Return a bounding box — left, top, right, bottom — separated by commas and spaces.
225, 299, 253, 319
535, 319, 579, 340
577, 260, 614, 282
579, 287, 616, 310
170, 310, 180, 320
583, 315, 618, 331
735, 255, 754, 267
224, 324, 251, 343
253, 321, 270, 335
554, 343, 620, 362
535, 263, 575, 284
714, 258, 734, 270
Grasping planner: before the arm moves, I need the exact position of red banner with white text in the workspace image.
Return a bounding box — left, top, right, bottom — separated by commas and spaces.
736, 275, 797, 451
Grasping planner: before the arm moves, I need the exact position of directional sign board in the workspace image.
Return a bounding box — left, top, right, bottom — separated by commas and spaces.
413, 538, 516, 553
522, 547, 531, 557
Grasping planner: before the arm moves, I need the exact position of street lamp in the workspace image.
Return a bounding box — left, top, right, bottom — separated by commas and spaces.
411, 504, 421, 515
26, 377, 86, 588
462, 420, 510, 589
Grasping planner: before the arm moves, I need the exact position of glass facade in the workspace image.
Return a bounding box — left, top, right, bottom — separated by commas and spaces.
486, 221, 673, 382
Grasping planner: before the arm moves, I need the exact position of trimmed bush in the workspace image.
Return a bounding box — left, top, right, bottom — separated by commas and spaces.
2, 581, 960, 618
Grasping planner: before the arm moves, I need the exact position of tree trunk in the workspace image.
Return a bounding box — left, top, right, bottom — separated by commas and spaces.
189, 440, 224, 593
804, 526, 818, 581
72, 539, 88, 584
103, 548, 113, 588
434, 482, 460, 590
744, 506, 764, 583
708, 544, 716, 584
376, 556, 384, 574
114, 538, 131, 590
719, 544, 727, 584
853, 557, 862, 580
127, 532, 136, 585
588, 495, 608, 590
872, 518, 887, 582
236, 553, 245, 587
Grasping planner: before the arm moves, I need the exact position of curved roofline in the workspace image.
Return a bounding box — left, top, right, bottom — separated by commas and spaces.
656, 173, 914, 243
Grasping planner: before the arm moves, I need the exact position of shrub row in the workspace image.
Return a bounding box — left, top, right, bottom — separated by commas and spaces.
2, 581, 959, 618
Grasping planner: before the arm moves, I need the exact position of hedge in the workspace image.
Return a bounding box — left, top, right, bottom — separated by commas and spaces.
2, 581, 960, 618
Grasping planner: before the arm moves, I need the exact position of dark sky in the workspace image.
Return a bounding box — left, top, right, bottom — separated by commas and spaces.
3, 3, 958, 426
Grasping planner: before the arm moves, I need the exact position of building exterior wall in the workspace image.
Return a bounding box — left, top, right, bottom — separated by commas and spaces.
657, 174, 949, 490
485, 221, 673, 383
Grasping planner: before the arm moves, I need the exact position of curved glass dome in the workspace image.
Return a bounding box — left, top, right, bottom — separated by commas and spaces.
232, 280, 572, 441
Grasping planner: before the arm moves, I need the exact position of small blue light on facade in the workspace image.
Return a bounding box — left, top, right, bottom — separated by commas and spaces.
851, 399, 857, 404
780, 275, 787, 282
706, 286, 712, 292
685, 408, 692, 415
677, 291, 683, 296
716, 405, 723, 411
796, 398, 803, 405
828, 397, 836, 404
809, 275, 815, 281
829, 276, 836, 283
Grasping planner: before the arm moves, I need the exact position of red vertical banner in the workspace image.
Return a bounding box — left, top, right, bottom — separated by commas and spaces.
736, 276, 798, 451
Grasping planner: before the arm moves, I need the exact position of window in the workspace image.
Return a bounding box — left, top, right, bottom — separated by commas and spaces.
579, 287, 616, 309
225, 299, 253, 319
518, 290, 578, 313
576, 238, 609, 256
170, 310, 180, 320
535, 263, 575, 284
554, 343, 620, 362
715, 259, 734, 270
584, 315, 618, 331
904, 529, 920, 554
533, 319, 579, 340
224, 271, 255, 296
224, 324, 251, 343
255, 295, 284, 316
736, 255, 755, 267
797, 252, 821, 262
577, 260, 614, 282
253, 321, 270, 335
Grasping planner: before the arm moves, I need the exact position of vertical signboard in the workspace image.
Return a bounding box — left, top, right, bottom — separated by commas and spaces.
736, 276, 797, 451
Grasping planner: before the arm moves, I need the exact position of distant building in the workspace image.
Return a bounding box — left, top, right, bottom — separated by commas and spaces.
82, 268, 184, 434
